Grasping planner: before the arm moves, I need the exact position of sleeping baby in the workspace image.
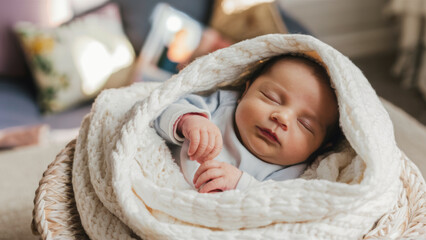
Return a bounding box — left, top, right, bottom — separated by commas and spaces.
154, 54, 341, 193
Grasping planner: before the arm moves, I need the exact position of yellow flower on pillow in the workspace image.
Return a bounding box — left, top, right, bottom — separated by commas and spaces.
30, 36, 55, 55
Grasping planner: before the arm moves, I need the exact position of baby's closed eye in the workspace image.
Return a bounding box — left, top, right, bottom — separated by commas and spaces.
298, 118, 314, 134
260, 91, 281, 104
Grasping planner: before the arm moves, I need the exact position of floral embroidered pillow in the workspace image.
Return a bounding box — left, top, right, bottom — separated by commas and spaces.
14, 3, 135, 113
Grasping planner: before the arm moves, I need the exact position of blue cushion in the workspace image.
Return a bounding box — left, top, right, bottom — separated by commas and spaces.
0, 77, 91, 130
0, 78, 41, 129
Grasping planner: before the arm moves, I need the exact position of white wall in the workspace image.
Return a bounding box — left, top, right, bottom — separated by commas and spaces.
277, 0, 399, 58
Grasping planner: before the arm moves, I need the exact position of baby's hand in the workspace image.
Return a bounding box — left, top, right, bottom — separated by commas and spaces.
178, 114, 223, 163
193, 160, 242, 193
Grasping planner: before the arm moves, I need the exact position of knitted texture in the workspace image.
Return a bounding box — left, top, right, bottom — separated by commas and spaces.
72, 34, 419, 239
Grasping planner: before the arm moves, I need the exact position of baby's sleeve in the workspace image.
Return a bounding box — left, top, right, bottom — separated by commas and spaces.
236, 172, 261, 190
236, 163, 307, 190
153, 93, 221, 145
266, 163, 307, 181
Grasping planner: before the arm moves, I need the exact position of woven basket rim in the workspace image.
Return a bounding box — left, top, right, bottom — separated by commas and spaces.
32, 139, 89, 240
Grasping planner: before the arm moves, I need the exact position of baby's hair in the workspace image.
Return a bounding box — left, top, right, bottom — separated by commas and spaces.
223, 53, 344, 163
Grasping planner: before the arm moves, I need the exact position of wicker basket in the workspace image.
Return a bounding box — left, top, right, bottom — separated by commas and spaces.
32, 140, 89, 240
32, 139, 426, 239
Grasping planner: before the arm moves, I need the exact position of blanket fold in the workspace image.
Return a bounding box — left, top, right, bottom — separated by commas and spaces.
72, 34, 423, 239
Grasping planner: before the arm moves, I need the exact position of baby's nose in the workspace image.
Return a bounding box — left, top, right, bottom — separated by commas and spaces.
271, 112, 289, 131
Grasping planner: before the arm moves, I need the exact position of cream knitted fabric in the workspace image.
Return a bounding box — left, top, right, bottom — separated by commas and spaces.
72, 34, 411, 239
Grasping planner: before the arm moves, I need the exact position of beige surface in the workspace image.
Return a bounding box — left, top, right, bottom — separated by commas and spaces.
382, 99, 426, 175
0, 142, 69, 240
0, 101, 424, 240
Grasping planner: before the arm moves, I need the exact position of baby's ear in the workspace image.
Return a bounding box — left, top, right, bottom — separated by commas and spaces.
238, 81, 251, 103
241, 81, 250, 98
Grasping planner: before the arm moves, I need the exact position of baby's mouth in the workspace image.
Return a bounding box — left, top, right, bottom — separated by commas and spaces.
257, 127, 280, 144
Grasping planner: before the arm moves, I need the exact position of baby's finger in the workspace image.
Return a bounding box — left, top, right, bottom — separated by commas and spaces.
191, 130, 208, 160
194, 168, 223, 189
193, 160, 220, 184
199, 178, 224, 193
203, 134, 223, 161
199, 132, 216, 162
187, 130, 200, 156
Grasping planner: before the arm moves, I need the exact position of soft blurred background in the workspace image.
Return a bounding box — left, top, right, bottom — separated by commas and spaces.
0, 0, 425, 239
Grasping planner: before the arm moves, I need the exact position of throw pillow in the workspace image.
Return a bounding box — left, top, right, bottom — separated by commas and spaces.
14, 3, 135, 113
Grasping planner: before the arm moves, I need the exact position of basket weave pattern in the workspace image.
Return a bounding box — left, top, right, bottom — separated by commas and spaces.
32, 140, 89, 240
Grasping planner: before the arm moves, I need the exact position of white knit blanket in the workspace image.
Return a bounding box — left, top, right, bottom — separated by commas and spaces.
72, 34, 407, 239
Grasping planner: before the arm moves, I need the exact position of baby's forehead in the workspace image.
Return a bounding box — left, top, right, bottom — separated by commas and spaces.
261, 59, 331, 91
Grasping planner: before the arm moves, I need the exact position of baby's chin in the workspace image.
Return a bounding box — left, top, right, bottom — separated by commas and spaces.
245, 140, 282, 165
239, 132, 303, 166
249, 143, 306, 166
258, 156, 288, 166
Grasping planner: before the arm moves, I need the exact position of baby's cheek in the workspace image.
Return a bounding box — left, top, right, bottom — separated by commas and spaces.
235, 102, 251, 122
285, 136, 314, 164
245, 99, 267, 115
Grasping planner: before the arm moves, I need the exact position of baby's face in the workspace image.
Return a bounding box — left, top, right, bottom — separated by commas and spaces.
235, 58, 339, 166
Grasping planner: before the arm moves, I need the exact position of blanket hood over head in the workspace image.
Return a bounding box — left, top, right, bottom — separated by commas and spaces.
72, 34, 414, 239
